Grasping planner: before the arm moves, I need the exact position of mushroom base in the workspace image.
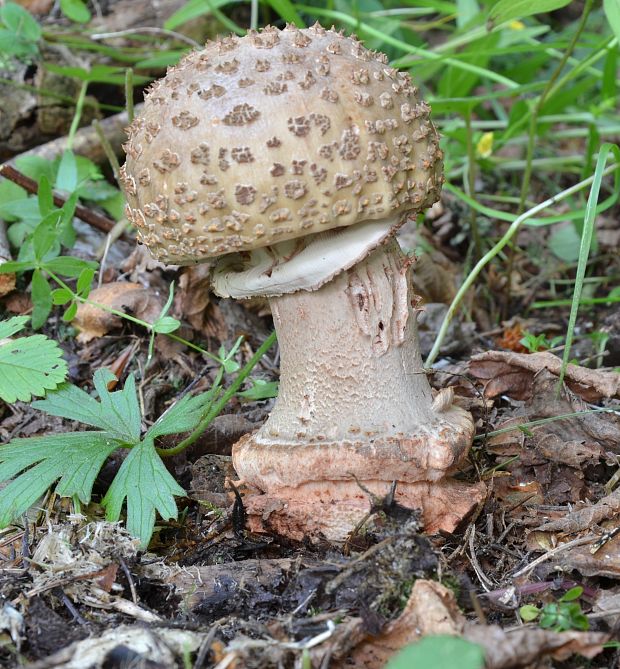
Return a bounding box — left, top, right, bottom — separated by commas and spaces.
233, 420, 485, 541
239, 476, 486, 543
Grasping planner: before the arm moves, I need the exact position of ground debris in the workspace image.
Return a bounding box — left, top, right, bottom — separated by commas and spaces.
469, 350, 620, 401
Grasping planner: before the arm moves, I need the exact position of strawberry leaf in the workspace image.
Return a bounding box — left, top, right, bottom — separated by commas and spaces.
0, 317, 68, 403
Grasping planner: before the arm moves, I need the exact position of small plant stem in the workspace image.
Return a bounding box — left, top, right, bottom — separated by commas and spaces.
157, 331, 278, 457
67, 81, 89, 151
46, 271, 221, 362
93, 120, 121, 184
125, 69, 134, 125
425, 161, 620, 367
505, 0, 594, 309
465, 108, 482, 259
0, 164, 116, 234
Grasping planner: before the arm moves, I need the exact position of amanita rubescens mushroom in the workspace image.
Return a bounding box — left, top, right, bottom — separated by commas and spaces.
121, 24, 485, 541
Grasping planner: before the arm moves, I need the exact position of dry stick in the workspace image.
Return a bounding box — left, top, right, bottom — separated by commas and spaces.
0, 164, 116, 235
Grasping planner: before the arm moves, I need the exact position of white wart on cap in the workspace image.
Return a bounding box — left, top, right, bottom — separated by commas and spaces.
121, 24, 443, 267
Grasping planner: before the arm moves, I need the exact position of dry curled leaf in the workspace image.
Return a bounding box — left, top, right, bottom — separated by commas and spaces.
465, 625, 607, 668
72, 282, 164, 343
469, 350, 620, 401
340, 580, 465, 669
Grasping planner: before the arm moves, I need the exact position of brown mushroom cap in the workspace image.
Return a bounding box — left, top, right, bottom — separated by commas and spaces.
121, 24, 443, 265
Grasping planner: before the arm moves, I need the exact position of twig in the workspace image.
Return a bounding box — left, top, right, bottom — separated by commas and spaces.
0, 164, 116, 235
90, 26, 200, 48
510, 534, 598, 579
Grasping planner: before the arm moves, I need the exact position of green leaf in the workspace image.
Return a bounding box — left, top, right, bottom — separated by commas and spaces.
147, 390, 217, 440
44, 256, 97, 278
237, 379, 279, 401
31, 269, 52, 330
76, 267, 95, 297
0, 316, 28, 339
0, 2, 41, 42
0, 433, 117, 525
488, 0, 572, 25
34, 369, 141, 443
56, 150, 78, 193
386, 636, 485, 669
102, 437, 185, 547
60, 0, 91, 24
51, 288, 73, 305
15, 155, 56, 184
37, 176, 54, 218
152, 316, 180, 334
519, 604, 541, 622
560, 586, 584, 602
0, 326, 67, 403
0, 180, 28, 220
62, 302, 78, 322
165, 0, 231, 30
604, 0, 620, 42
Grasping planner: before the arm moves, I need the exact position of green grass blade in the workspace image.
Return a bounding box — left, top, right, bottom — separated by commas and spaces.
558, 143, 620, 389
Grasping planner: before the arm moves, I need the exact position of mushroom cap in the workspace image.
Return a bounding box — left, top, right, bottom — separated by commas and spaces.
121, 24, 443, 265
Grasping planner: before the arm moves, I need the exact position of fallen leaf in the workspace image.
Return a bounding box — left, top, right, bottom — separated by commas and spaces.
537, 488, 620, 534
465, 625, 607, 668
469, 350, 620, 401
340, 580, 465, 669
72, 282, 164, 343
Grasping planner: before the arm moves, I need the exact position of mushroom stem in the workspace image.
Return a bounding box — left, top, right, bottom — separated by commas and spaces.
233, 239, 480, 536
267, 238, 435, 444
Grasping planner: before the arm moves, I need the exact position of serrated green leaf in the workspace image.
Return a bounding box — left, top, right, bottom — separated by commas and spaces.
34, 370, 141, 443
0, 330, 67, 403
147, 390, 217, 440
93, 369, 141, 442
102, 437, 185, 547
0, 433, 117, 526
0, 316, 28, 339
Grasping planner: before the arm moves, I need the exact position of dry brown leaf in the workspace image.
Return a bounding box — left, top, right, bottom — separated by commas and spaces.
0, 271, 15, 298
465, 625, 607, 668
340, 580, 465, 669
72, 282, 164, 343
537, 488, 620, 534
469, 350, 620, 401
14, 0, 53, 14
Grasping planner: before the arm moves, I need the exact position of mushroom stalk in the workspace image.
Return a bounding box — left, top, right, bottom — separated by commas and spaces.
264, 238, 434, 443
233, 238, 477, 522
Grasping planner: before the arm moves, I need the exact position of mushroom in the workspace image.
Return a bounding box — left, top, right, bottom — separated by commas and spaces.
121, 24, 485, 542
